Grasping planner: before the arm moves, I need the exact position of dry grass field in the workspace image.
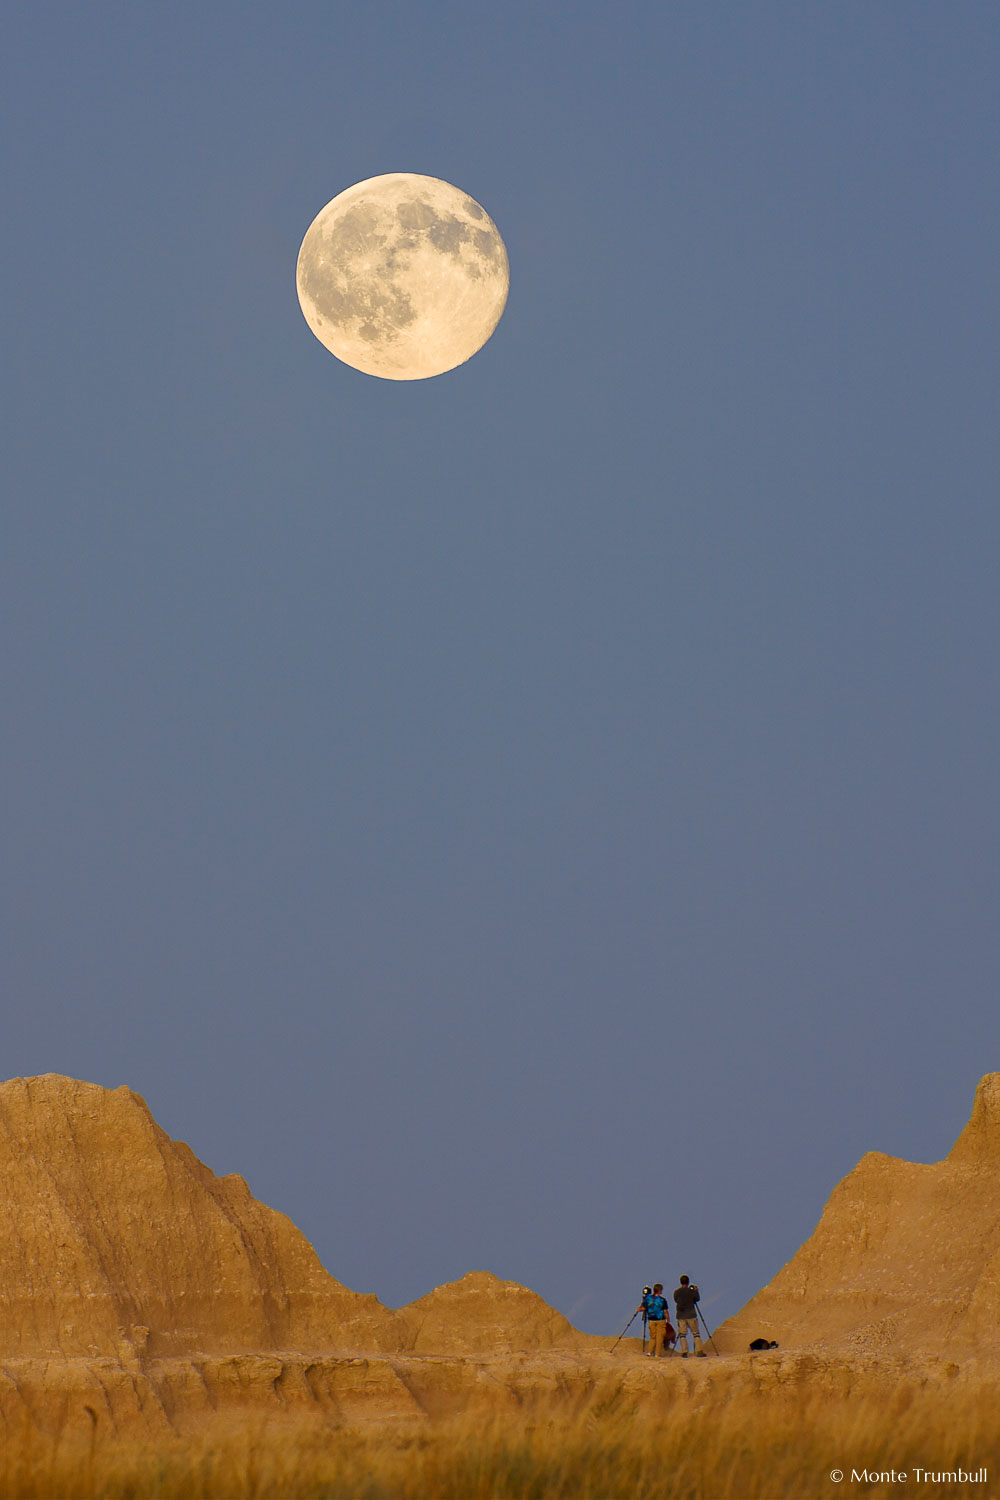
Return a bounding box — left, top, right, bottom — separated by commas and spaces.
3, 1386, 997, 1500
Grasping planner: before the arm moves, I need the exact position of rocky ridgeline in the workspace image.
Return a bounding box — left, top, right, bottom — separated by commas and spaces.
1, 1071, 997, 1439
0, 1075, 585, 1363
716, 1072, 1000, 1359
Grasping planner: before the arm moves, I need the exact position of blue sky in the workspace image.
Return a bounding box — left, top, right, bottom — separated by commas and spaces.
4, 1, 998, 1333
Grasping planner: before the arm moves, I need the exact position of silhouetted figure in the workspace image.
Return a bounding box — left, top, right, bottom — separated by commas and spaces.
673, 1275, 705, 1357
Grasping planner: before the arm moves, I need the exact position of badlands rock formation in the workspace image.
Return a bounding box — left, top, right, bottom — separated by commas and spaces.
717, 1072, 1000, 1359
398, 1270, 587, 1354
0, 1075, 411, 1360
2, 1070, 996, 1443
0, 1075, 584, 1363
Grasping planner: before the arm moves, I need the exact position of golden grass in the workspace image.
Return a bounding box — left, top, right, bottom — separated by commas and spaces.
3, 1388, 997, 1499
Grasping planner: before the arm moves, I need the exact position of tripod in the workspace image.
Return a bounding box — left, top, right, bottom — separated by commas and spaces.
610, 1308, 646, 1353
698, 1306, 720, 1357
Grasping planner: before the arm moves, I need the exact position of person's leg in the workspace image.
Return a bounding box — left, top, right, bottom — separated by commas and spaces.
650, 1320, 665, 1357
690, 1316, 703, 1354
678, 1318, 690, 1354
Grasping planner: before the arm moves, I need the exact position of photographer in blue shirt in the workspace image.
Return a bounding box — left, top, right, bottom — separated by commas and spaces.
635, 1282, 673, 1357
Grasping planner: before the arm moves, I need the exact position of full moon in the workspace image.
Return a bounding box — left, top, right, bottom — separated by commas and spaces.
296, 174, 509, 380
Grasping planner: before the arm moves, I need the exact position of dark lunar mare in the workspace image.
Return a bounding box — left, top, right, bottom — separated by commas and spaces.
299, 203, 419, 340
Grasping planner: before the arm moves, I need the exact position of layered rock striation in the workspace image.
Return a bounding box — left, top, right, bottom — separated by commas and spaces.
0, 1075, 404, 1360
717, 1072, 1000, 1358
397, 1270, 587, 1354
0, 1075, 588, 1365
5, 1067, 998, 1444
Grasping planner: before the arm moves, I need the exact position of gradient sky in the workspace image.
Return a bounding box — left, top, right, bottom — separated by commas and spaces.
4, 1, 998, 1336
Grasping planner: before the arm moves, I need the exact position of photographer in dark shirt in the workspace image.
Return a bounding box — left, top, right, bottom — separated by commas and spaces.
673, 1275, 705, 1357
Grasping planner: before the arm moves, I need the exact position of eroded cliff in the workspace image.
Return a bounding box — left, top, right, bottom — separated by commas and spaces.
0, 1075, 402, 1359
717, 1072, 1000, 1358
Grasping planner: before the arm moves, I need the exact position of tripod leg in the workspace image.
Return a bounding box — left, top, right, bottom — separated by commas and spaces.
699, 1313, 719, 1357
609, 1310, 640, 1353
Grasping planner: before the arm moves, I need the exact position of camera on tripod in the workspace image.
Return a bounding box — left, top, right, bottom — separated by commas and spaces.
642, 1285, 652, 1298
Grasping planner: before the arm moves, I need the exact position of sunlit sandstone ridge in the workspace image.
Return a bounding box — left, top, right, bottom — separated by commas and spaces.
1, 1072, 997, 1442
0, 1075, 403, 1359
0, 1074, 584, 1363
716, 1071, 1000, 1358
